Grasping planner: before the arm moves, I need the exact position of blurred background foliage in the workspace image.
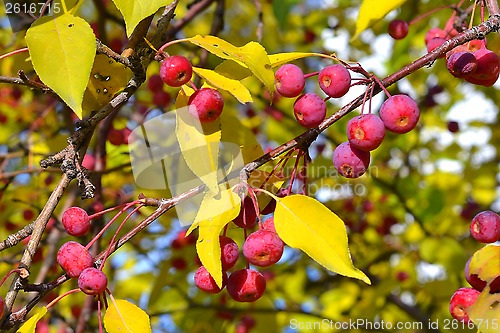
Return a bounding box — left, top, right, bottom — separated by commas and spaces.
0, 0, 498, 332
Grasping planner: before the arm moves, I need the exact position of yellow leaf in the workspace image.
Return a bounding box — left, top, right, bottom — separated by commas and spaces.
193, 67, 252, 104
196, 188, 241, 287
274, 195, 370, 284
104, 299, 152, 333
175, 106, 221, 193
187, 187, 241, 235
215, 60, 252, 81
111, 0, 167, 37
269, 52, 330, 68
352, 0, 407, 40
16, 307, 47, 333
469, 287, 500, 333
26, 13, 96, 119
187, 36, 274, 94
83, 54, 133, 112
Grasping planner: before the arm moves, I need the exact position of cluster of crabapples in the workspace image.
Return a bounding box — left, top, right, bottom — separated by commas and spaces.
194, 198, 283, 303
56, 207, 108, 296
449, 210, 500, 323
389, 18, 500, 87
274, 62, 420, 178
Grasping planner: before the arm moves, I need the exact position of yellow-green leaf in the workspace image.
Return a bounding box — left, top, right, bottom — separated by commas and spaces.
192, 67, 252, 104
26, 13, 96, 119
220, 114, 264, 164
187, 36, 274, 93
17, 307, 47, 333
353, 0, 407, 40
83, 54, 133, 112
469, 287, 500, 333
175, 104, 221, 193
215, 60, 252, 81
196, 188, 241, 287
469, 245, 500, 283
104, 299, 152, 333
111, 0, 167, 37
269, 52, 330, 68
274, 195, 370, 284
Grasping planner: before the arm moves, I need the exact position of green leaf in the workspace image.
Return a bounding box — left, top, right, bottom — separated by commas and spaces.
175, 104, 221, 193
195, 188, 241, 287
274, 195, 370, 284
111, 0, 167, 37
192, 67, 252, 104
187, 35, 274, 94
25, 13, 96, 119
104, 299, 152, 333
468, 287, 500, 333
17, 307, 47, 333
353, 0, 407, 40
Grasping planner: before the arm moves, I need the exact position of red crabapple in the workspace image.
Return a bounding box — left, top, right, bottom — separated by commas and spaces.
447, 121, 459, 133
0, 297, 3, 318
62, 207, 90, 237
227, 269, 266, 302
233, 196, 258, 229
333, 142, 370, 178
262, 217, 276, 233
220, 236, 239, 270
446, 52, 478, 78
274, 64, 305, 98
379, 95, 420, 134
346, 114, 386, 151
424, 28, 447, 44
469, 210, 500, 243
160, 55, 193, 87
188, 88, 224, 123
194, 266, 227, 294
388, 20, 409, 40
318, 64, 351, 98
82, 154, 95, 170
57, 241, 93, 278
243, 230, 284, 267
147, 74, 164, 92
153, 90, 172, 107
449, 287, 480, 323
293, 93, 326, 128
78, 267, 108, 295
426, 37, 447, 55
465, 47, 500, 87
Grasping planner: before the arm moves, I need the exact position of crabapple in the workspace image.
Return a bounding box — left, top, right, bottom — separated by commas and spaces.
57, 241, 93, 278
61, 207, 90, 237
274, 64, 305, 97
346, 114, 386, 151
449, 287, 480, 323
188, 88, 224, 123
388, 20, 409, 40
318, 64, 351, 98
78, 267, 108, 295
233, 197, 258, 229
333, 142, 370, 178
379, 94, 420, 134
293, 93, 326, 128
243, 230, 284, 267
446, 52, 478, 78
194, 266, 227, 294
469, 210, 500, 243
227, 269, 266, 302
160, 55, 193, 87
220, 236, 239, 270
